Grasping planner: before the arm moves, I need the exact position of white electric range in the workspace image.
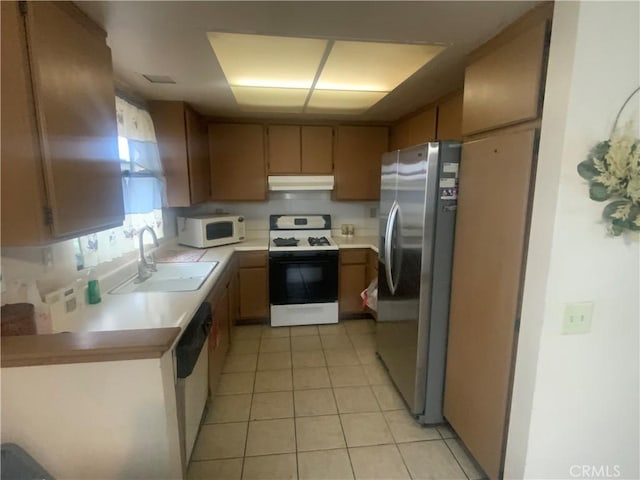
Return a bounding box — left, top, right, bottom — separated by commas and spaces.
268, 214, 339, 327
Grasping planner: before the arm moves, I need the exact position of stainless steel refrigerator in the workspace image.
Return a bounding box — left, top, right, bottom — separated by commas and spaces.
377, 141, 461, 424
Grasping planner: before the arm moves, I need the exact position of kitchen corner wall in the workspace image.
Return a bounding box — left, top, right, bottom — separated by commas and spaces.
183, 191, 379, 235
505, 2, 639, 479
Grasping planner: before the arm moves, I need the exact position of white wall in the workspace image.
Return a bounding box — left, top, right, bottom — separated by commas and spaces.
1, 353, 182, 479
505, 2, 640, 479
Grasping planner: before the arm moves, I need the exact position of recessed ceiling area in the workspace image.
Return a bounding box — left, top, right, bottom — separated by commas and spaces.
207, 33, 445, 114
76, 1, 540, 122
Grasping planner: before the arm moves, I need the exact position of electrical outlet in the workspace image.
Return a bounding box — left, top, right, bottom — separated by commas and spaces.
562, 302, 594, 335
370, 207, 377, 218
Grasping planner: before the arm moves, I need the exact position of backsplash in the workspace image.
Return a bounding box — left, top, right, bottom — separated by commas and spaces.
1, 209, 178, 300
1, 194, 378, 301
182, 191, 379, 235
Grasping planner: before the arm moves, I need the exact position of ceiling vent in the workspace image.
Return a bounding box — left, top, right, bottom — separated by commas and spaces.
142, 74, 176, 84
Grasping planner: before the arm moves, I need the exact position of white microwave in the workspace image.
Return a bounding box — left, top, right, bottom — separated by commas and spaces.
177, 215, 246, 248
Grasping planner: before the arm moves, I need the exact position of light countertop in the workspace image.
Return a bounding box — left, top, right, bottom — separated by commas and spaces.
334, 235, 378, 253
51, 238, 269, 336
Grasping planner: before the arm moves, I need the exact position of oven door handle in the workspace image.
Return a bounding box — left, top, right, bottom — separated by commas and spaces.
385, 201, 399, 296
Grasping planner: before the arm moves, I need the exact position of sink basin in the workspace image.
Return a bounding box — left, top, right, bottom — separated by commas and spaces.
110, 262, 218, 294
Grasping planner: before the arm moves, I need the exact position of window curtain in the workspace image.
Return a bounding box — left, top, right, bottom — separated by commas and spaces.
75, 97, 166, 270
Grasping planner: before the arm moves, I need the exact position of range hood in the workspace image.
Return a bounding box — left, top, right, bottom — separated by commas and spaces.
268, 175, 334, 191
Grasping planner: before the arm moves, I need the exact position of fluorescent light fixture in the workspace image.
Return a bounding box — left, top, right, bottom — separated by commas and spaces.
307, 90, 387, 114
230, 86, 308, 112
207, 32, 446, 114
207, 33, 327, 89
316, 41, 445, 92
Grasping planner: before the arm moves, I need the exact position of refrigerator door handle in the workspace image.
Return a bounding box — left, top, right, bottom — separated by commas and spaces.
385, 200, 399, 295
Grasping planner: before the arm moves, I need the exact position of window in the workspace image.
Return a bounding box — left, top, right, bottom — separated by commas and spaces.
75, 98, 165, 270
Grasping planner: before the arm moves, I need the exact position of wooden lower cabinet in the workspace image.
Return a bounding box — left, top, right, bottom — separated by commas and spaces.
365, 249, 379, 317
339, 249, 368, 315
207, 258, 239, 395
208, 284, 229, 396
228, 262, 239, 337
237, 252, 270, 322
366, 250, 378, 284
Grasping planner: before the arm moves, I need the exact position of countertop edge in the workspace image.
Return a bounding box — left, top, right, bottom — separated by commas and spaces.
0, 327, 180, 368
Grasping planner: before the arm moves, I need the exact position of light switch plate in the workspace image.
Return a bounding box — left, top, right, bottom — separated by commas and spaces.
562, 302, 594, 335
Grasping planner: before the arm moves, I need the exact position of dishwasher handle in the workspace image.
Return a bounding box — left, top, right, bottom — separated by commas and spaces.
176, 302, 212, 379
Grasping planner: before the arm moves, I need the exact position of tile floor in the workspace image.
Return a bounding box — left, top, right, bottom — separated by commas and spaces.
188, 319, 486, 480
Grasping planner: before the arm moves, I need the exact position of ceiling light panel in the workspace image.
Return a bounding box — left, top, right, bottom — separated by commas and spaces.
316, 41, 446, 92
207, 33, 327, 89
230, 86, 308, 113
306, 90, 387, 114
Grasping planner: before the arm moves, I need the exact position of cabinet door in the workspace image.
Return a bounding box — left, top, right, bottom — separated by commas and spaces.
339, 263, 366, 314
0, 1, 48, 245
185, 106, 210, 204
407, 107, 437, 145
210, 124, 266, 201
367, 250, 378, 284
149, 101, 191, 207
267, 125, 301, 174
443, 129, 537, 480
436, 93, 464, 141
209, 287, 230, 394
239, 267, 269, 319
462, 21, 548, 136
389, 121, 411, 151
301, 126, 333, 174
25, 2, 124, 238
334, 126, 388, 201
228, 265, 239, 335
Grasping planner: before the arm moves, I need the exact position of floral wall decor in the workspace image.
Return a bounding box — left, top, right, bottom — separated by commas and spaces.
577, 87, 640, 236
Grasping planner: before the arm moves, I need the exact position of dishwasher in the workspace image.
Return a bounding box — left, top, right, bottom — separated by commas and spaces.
175, 302, 212, 464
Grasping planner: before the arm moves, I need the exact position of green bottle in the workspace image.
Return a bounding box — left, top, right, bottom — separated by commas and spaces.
87, 271, 101, 305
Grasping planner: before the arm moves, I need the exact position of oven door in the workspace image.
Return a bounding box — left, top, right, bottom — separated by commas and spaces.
269, 250, 338, 305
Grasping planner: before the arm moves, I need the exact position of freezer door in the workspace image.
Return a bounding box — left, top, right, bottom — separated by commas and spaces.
377, 143, 439, 414
378, 150, 398, 265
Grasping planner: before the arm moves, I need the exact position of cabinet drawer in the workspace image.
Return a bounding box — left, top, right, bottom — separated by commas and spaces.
238, 251, 268, 268
340, 249, 367, 265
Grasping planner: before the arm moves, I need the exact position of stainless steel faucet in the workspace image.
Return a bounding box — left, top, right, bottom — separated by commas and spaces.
137, 226, 159, 282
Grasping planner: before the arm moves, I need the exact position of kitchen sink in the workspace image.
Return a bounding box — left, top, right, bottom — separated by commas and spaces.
110, 262, 218, 294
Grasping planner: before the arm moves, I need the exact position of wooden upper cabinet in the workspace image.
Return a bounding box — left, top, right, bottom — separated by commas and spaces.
184, 107, 211, 204
267, 125, 333, 174
1, 1, 48, 245
334, 126, 388, 201
301, 126, 333, 174
390, 107, 436, 150
267, 125, 301, 174
462, 20, 549, 136
436, 93, 464, 141
149, 101, 210, 206
1, 1, 123, 245
209, 124, 266, 201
